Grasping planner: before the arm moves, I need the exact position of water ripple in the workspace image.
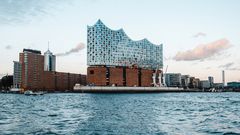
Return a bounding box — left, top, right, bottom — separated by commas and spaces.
0, 93, 240, 134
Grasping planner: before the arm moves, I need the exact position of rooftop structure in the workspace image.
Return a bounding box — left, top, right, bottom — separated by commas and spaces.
23, 49, 41, 54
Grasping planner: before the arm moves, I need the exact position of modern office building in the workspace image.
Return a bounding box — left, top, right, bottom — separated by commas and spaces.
87, 20, 163, 86
13, 61, 22, 88
14, 48, 86, 91
164, 73, 182, 87
20, 49, 44, 90
44, 48, 56, 71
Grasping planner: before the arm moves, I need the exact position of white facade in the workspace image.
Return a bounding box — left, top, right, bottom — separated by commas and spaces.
87, 20, 163, 70
44, 49, 56, 71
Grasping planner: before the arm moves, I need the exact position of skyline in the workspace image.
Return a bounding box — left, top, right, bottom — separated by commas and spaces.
1, 0, 240, 83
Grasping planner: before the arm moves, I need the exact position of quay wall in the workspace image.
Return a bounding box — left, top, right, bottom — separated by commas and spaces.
73, 86, 202, 93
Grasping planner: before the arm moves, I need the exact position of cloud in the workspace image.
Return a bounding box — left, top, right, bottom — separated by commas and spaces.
219, 62, 234, 69
5, 45, 11, 50
173, 38, 231, 61
164, 56, 172, 61
219, 62, 240, 71
0, 73, 6, 79
227, 67, 240, 71
205, 67, 211, 70
0, 0, 70, 24
56, 42, 85, 56
193, 32, 207, 38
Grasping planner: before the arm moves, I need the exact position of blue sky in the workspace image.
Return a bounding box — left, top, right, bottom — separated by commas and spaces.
0, 0, 240, 83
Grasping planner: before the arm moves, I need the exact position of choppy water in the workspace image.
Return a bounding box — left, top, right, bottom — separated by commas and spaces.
0, 93, 240, 135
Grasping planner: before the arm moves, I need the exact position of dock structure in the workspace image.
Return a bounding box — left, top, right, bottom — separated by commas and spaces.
73, 86, 202, 93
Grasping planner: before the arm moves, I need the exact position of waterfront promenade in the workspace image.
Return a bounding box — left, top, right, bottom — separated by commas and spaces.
73, 86, 205, 93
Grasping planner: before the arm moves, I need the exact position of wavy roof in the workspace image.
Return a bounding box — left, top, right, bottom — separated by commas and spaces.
88, 19, 161, 46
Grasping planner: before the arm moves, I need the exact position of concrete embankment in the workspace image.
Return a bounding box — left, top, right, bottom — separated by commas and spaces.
73, 86, 202, 93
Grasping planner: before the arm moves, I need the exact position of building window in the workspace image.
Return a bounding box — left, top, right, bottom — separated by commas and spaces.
90, 70, 94, 74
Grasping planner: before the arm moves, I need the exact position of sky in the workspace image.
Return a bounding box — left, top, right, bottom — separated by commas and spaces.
0, 0, 240, 83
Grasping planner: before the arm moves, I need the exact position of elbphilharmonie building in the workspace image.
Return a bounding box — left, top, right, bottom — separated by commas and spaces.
87, 20, 163, 70
87, 20, 163, 87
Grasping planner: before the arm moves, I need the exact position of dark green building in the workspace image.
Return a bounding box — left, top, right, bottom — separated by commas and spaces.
227, 82, 240, 88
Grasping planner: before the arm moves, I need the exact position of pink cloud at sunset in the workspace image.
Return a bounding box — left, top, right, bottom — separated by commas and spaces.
173, 38, 231, 61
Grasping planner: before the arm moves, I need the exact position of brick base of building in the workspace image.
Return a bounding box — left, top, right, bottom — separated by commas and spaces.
23, 71, 86, 91
87, 66, 162, 87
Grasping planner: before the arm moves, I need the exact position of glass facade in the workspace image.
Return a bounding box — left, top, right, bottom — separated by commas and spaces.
87, 20, 163, 70
13, 61, 22, 88
44, 49, 56, 71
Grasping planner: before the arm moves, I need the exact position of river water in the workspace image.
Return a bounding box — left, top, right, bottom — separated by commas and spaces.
0, 93, 240, 135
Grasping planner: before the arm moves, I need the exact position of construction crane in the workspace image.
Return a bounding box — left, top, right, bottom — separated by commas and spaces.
161, 65, 168, 87
165, 65, 168, 74
152, 66, 158, 87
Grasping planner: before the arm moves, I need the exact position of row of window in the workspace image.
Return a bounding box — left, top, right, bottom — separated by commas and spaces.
87, 20, 163, 69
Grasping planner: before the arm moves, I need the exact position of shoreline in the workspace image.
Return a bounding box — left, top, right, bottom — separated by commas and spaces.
1, 87, 239, 94
1, 91, 239, 94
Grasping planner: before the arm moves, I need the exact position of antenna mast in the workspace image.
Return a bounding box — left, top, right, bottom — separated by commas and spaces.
48, 41, 50, 50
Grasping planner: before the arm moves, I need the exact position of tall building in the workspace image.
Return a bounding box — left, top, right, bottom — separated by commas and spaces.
20, 49, 44, 90
87, 20, 163, 86
13, 61, 22, 88
165, 73, 182, 87
208, 76, 214, 88
44, 49, 56, 71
